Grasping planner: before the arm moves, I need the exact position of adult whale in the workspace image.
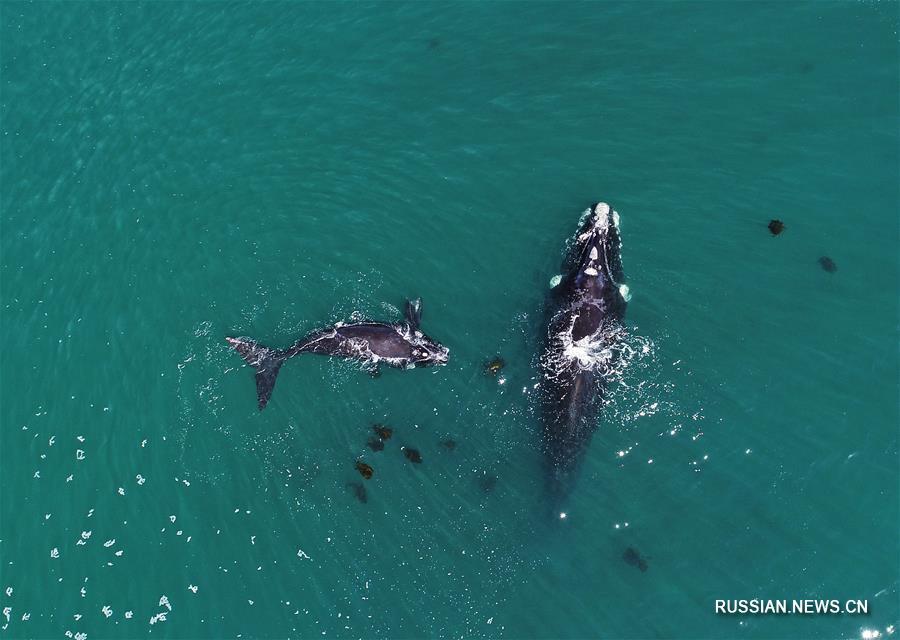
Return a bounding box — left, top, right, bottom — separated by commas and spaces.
226, 299, 449, 410
540, 203, 628, 506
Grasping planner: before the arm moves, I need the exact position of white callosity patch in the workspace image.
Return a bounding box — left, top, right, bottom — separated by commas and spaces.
577, 202, 612, 241
575, 203, 622, 284
394, 323, 449, 365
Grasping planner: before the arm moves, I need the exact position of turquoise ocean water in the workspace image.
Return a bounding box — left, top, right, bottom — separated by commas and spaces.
1, 2, 898, 639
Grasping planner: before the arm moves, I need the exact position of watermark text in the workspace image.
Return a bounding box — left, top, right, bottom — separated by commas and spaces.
715, 599, 869, 615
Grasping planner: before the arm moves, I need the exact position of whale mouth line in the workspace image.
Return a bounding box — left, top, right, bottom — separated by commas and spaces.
571, 204, 625, 287
577, 238, 616, 284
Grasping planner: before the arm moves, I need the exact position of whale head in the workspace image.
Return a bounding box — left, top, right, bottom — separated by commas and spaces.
560, 202, 627, 341
571, 202, 624, 288
409, 334, 449, 368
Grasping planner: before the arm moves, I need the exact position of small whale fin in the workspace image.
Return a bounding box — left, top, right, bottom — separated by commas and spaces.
404, 298, 422, 329
225, 337, 288, 410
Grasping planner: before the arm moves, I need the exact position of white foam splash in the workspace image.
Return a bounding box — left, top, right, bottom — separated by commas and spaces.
541, 309, 654, 402
562, 335, 615, 368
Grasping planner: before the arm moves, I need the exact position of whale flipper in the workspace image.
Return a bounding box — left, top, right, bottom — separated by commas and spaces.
225, 337, 288, 410
404, 298, 422, 329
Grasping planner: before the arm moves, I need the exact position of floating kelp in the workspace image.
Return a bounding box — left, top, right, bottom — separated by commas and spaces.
347, 482, 367, 503
477, 472, 497, 493
373, 424, 393, 440
355, 460, 374, 480
484, 357, 505, 376
402, 447, 422, 464
818, 256, 837, 273
623, 547, 648, 572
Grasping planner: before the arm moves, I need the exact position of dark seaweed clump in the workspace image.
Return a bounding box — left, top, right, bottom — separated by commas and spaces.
347, 482, 367, 503
484, 357, 505, 376
355, 460, 374, 480
818, 256, 837, 273
477, 472, 497, 493
402, 447, 422, 464
373, 424, 393, 440
623, 547, 648, 572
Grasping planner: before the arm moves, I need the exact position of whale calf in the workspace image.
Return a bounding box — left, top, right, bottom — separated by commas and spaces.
226, 299, 449, 410
540, 203, 628, 504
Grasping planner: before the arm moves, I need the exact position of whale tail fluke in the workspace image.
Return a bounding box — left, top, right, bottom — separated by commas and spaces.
225, 337, 288, 410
